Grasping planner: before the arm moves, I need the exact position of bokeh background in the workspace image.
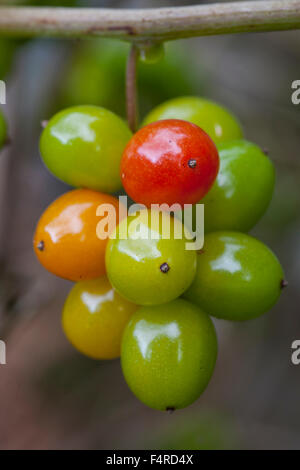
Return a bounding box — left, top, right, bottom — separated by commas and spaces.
0, 0, 299, 450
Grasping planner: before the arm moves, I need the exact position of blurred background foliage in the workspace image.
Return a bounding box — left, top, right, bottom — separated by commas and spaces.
56, 39, 201, 118
0, 0, 299, 450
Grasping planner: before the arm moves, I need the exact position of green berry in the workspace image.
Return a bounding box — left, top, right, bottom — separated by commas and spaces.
201, 140, 275, 232
121, 298, 218, 411
184, 231, 285, 321
40, 105, 132, 193
0, 109, 7, 150
106, 210, 197, 305
142, 96, 243, 143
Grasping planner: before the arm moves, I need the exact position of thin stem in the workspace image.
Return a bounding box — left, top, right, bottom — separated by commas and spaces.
126, 44, 139, 133
0, 2, 299, 41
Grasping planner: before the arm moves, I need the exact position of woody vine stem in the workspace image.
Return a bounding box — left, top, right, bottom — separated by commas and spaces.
0, 2, 299, 40
1, 1, 300, 131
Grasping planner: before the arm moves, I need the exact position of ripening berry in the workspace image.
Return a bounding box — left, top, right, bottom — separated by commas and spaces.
121, 119, 219, 207
34, 189, 124, 281
62, 276, 137, 360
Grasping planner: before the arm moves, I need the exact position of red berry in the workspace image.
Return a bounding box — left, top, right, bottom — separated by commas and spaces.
121, 119, 219, 207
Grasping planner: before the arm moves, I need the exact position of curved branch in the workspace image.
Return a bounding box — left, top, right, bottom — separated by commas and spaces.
0, 1, 299, 42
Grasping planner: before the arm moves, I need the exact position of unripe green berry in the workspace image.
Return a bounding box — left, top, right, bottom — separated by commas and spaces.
106, 210, 197, 306
40, 105, 132, 193
142, 96, 243, 143
202, 140, 275, 232
184, 231, 285, 321
121, 299, 218, 411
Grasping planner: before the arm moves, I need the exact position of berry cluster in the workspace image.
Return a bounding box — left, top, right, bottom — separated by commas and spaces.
34, 96, 285, 411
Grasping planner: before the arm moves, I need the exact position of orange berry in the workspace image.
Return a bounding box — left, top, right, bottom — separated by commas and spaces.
33, 189, 124, 281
